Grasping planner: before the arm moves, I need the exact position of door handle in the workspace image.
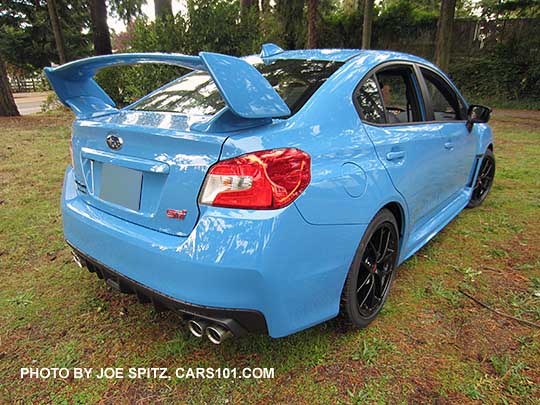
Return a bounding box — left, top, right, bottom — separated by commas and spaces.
444, 142, 454, 150
386, 151, 405, 161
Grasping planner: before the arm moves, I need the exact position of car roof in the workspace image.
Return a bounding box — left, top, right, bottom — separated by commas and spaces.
264, 48, 363, 62
260, 44, 437, 71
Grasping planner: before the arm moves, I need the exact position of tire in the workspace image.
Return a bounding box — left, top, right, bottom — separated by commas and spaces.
467, 148, 495, 208
340, 209, 400, 328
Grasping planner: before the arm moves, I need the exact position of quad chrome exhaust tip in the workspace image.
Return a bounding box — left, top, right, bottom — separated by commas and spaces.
71, 251, 83, 268
205, 324, 232, 345
187, 319, 208, 338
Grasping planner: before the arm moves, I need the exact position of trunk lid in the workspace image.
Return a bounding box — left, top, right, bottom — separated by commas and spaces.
71, 110, 227, 237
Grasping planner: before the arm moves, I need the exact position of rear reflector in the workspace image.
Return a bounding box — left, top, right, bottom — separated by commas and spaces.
199, 148, 311, 209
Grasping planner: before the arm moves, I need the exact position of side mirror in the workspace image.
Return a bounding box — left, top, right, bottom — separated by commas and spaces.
466, 104, 491, 132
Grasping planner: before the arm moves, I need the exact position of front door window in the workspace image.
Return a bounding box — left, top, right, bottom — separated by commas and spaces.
420, 68, 466, 121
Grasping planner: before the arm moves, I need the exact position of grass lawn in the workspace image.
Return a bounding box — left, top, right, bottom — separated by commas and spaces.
1, 109, 539, 403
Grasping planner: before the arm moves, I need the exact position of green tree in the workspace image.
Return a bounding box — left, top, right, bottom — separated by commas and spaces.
275, 0, 305, 49
343, 0, 362, 14
154, 0, 173, 19
185, 0, 258, 55
381, 0, 446, 14
240, 0, 258, 15
261, 0, 270, 13
0, 0, 91, 72
110, 0, 147, 23
476, 0, 540, 18
97, 0, 264, 105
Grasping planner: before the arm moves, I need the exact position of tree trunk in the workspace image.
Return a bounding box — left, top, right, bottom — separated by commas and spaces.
260, 0, 270, 13
307, 0, 317, 48
361, 0, 374, 49
47, 0, 67, 64
434, 0, 457, 70
90, 0, 113, 55
0, 55, 19, 117
154, 0, 173, 19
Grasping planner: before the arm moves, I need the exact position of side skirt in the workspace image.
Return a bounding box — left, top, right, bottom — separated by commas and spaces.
398, 189, 471, 264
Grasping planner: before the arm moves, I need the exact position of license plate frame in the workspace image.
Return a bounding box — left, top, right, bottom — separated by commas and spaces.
99, 163, 143, 211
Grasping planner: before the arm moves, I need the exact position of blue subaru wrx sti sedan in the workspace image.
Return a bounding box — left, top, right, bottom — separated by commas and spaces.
45, 43, 495, 344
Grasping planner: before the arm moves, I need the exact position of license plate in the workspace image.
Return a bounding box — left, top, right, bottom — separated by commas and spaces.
99, 163, 142, 211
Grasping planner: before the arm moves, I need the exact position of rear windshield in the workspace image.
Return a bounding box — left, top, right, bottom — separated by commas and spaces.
131, 59, 343, 117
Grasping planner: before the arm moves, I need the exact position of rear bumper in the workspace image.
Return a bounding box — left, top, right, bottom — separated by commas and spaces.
62, 166, 365, 337
69, 243, 266, 335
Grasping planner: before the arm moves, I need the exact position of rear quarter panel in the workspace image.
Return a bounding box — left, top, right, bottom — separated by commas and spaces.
220, 56, 407, 227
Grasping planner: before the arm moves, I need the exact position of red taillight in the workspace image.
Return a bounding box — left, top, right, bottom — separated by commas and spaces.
199, 148, 311, 209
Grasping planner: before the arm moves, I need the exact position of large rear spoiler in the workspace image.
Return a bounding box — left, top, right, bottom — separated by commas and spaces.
44, 51, 290, 121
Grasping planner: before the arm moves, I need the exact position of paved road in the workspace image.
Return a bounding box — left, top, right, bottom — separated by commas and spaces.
13, 92, 51, 115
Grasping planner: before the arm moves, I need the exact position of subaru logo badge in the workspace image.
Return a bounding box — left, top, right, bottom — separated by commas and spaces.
106, 134, 123, 150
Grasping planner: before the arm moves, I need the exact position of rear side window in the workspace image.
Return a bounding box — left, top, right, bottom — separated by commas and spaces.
132, 59, 343, 117
421, 68, 466, 121
355, 75, 386, 124
355, 65, 423, 125
376, 66, 423, 123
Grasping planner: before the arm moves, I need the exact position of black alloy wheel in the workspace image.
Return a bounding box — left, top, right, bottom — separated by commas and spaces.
341, 209, 399, 327
468, 148, 495, 208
